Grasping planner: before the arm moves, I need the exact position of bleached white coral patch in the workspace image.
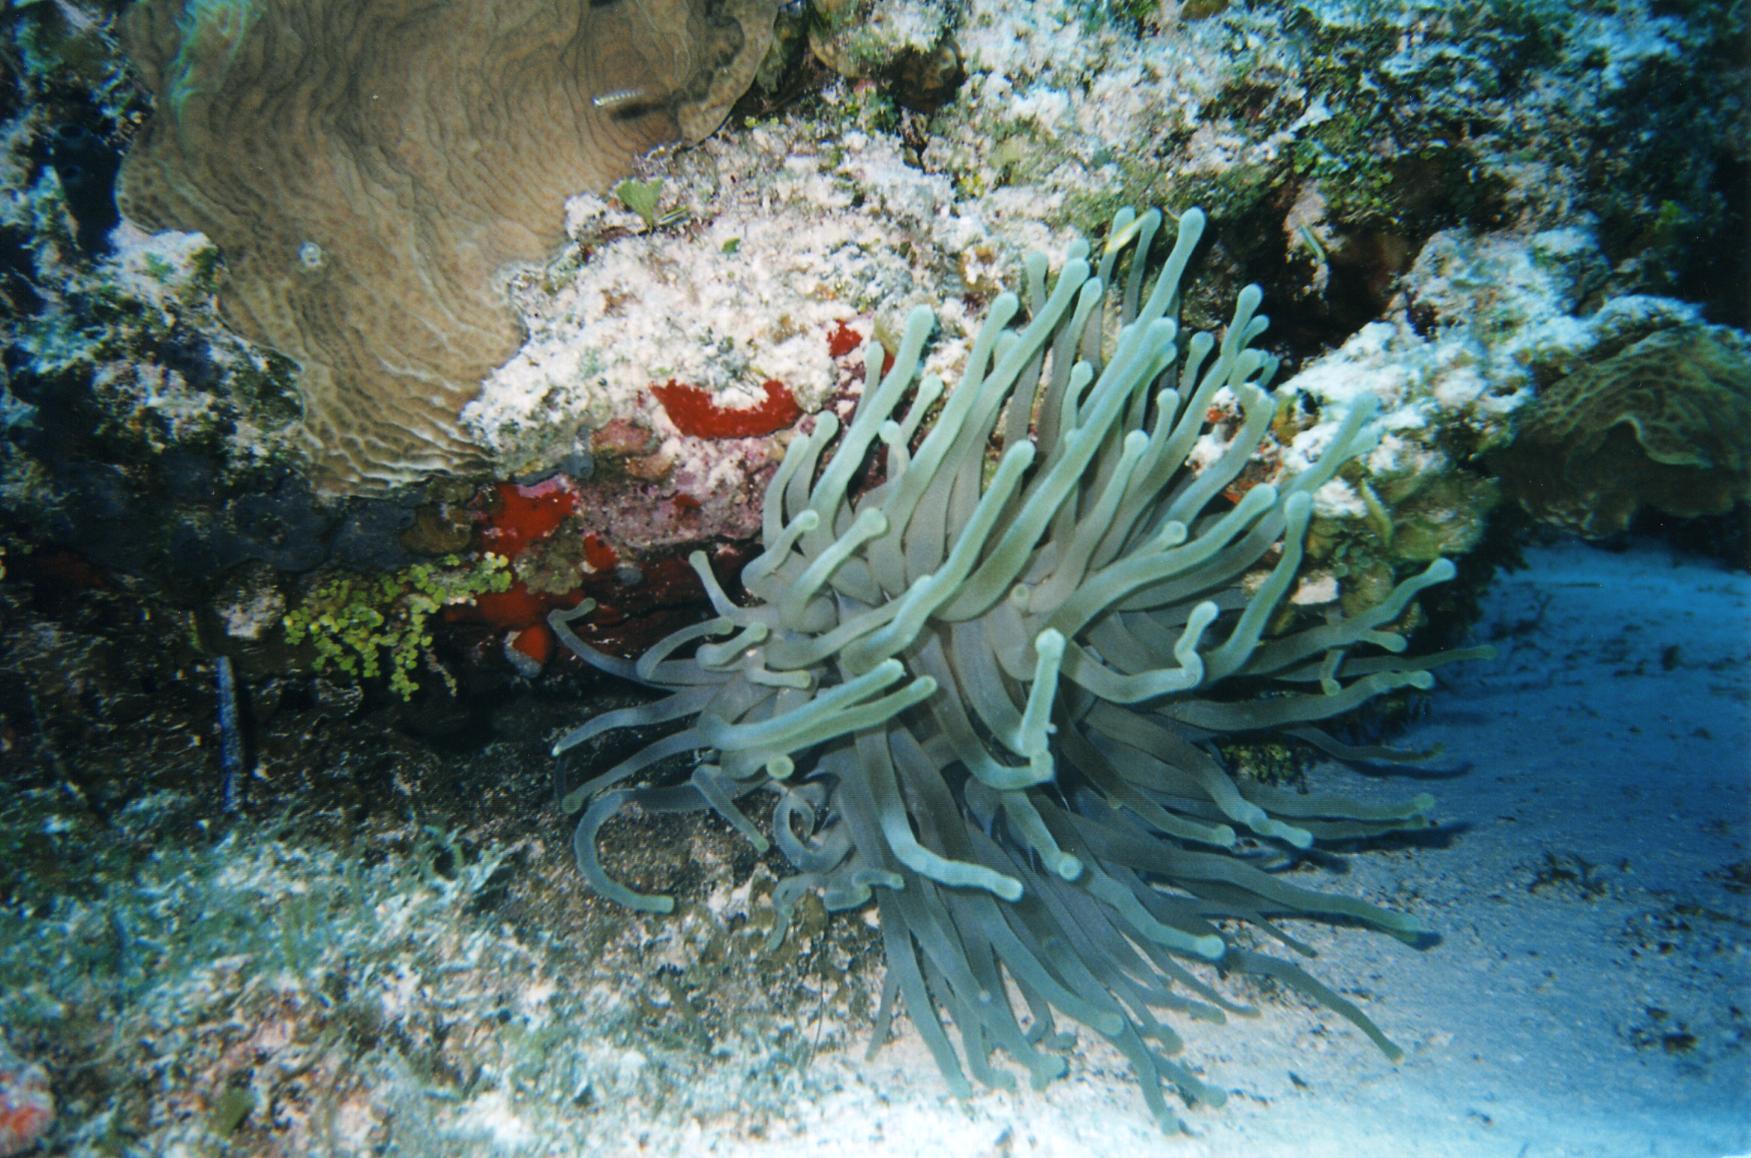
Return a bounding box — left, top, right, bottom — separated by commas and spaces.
1010, 86, 1073, 133
1292, 570, 1341, 606
449, 1089, 535, 1149
463, 129, 1050, 477
108, 222, 218, 305
1310, 477, 1368, 520
1276, 222, 1687, 501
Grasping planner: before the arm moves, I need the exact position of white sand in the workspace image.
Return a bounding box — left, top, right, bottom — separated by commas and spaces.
689, 539, 1751, 1157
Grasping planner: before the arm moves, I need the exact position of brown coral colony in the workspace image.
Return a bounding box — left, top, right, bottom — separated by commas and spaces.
116, 0, 779, 492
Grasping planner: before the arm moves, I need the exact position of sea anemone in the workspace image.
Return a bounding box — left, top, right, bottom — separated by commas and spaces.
550, 207, 1479, 1130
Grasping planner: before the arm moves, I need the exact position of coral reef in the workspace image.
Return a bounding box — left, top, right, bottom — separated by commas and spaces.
550, 209, 1484, 1130
118, 0, 780, 492
806, 0, 965, 109
13, 0, 1745, 601
0, 7, 477, 593
1494, 319, 1751, 537
5, 219, 301, 472
2, 0, 1747, 1147
0, 561, 883, 1154
1277, 221, 1751, 548
459, 0, 1746, 589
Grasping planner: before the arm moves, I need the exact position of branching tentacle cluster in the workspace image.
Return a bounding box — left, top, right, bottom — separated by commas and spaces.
551, 207, 1483, 1130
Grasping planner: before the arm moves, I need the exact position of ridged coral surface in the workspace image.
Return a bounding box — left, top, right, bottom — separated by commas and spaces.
117, 0, 776, 492
1497, 323, 1751, 537
552, 209, 1483, 1130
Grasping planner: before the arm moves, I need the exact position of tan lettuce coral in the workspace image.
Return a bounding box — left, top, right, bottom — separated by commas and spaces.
118, 0, 777, 493
1496, 322, 1751, 537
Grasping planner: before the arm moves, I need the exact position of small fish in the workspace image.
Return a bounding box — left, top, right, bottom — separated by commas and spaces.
591, 86, 672, 125
590, 88, 648, 111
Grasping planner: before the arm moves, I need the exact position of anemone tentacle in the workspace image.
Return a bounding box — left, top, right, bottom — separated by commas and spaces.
551, 207, 1481, 1132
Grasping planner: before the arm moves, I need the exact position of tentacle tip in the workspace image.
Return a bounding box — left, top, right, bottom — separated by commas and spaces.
1279, 823, 1314, 850
1192, 934, 1226, 961
1389, 913, 1428, 937
1032, 1057, 1069, 1089
548, 597, 597, 627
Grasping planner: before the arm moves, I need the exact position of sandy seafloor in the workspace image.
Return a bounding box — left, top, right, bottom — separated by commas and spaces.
636, 538, 1750, 1158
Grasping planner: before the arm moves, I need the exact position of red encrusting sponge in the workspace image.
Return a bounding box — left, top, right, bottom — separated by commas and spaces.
478, 476, 580, 559
650, 378, 802, 438
581, 532, 620, 572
